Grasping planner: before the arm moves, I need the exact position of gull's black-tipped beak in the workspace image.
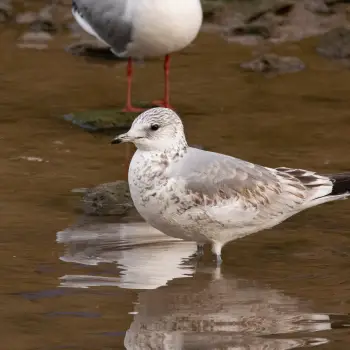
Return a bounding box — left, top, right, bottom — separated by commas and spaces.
111, 131, 142, 145
111, 137, 122, 144
111, 133, 128, 144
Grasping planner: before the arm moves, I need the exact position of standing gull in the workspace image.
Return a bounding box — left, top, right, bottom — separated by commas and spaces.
72, 0, 203, 112
111, 108, 350, 264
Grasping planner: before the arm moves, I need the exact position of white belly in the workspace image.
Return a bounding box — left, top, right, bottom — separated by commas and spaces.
129, 181, 202, 242
128, 151, 208, 242
127, 0, 203, 57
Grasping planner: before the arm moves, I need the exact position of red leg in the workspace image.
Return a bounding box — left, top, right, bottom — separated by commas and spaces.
152, 55, 175, 110
122, 57, 145, 113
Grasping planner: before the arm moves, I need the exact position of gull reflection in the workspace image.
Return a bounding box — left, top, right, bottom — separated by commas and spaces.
57, 220, 336, 349
57, 220, 197, 289
124, 270, 331, 350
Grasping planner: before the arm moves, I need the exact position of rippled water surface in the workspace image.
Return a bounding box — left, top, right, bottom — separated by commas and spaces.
1, 9, 350, 350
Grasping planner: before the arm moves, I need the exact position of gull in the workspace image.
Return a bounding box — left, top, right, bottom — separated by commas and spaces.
72, 0, 203, 112
111, 107, 350, 264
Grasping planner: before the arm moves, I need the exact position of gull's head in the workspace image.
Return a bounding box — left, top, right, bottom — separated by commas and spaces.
111, 108, 187, 151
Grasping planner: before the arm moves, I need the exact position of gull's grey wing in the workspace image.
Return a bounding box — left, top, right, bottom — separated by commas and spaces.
73, 0, 132, 55
171, 148, 307, 214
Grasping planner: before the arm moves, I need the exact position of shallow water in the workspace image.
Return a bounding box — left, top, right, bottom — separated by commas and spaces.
1, 12, 350, 350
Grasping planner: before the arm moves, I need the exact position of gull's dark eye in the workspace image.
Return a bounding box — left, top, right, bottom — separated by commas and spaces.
150, 124, 159, 131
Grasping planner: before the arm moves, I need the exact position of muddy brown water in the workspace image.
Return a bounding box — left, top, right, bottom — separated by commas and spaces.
1, 21, 350, 349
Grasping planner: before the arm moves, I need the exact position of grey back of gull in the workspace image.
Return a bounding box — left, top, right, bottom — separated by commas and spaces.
73, 0, 133, 56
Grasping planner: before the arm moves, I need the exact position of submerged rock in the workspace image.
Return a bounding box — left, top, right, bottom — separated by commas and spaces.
240, 53, 305, 75
82, 181, 134, 216
62, 108, 141, 133
317, 27, 350, 59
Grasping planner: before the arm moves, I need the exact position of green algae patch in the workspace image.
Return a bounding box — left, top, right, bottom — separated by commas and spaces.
62, 104, 155, 132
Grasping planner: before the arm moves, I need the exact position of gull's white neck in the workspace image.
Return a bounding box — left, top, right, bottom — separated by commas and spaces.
129, 138, 188, 180
133, 134, 188, 154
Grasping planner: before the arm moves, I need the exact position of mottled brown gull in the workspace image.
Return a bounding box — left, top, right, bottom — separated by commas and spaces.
72, 0, 203, 111
112, 107, 350, 264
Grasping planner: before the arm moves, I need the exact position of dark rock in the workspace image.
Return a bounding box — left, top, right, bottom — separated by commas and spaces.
225, 4, 288, 45
62, 108, 146, 133
273, 2, 295, 15
317, 27, 350, 59
240, 53, 305, 75
82, 181, 134, 216
225, 0, 348, 46
245, 2, 294, 24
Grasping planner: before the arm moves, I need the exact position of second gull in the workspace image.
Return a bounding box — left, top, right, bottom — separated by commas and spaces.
72, 0, 203, 112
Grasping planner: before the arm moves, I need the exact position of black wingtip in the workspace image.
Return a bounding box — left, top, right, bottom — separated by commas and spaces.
329, 173, 350, 196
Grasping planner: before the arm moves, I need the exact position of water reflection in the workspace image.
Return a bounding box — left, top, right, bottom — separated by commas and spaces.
57, 220, 197, 289
124, 274, 330, 350
57, 220, 344, 349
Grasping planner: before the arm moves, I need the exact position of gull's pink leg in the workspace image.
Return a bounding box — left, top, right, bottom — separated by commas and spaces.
122, 57, 145, 113
152, 55, 174, 110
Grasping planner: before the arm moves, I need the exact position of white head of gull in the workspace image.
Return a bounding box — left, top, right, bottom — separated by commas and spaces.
72, 0, 203, 111
112, 107, 350, 264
